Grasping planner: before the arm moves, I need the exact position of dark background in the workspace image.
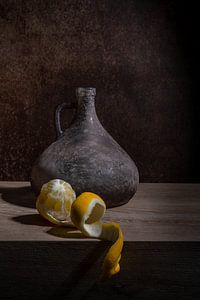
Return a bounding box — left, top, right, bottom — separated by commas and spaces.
0, 0, 199, 182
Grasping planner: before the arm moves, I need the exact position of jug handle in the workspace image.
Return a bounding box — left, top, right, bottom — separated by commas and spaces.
55, 102, 76, 138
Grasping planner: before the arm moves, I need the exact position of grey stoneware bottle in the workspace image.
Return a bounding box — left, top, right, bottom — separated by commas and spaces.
31, 87, 139, 208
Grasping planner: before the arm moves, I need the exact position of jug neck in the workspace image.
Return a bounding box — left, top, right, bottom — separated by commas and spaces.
75, 87, 98, 124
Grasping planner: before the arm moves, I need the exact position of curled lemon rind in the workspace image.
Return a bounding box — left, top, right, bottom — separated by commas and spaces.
71, 192, 124, 279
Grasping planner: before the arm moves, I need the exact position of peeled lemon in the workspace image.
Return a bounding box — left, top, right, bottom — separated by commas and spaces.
36, 179, 76, 226
36, 180, 123, 280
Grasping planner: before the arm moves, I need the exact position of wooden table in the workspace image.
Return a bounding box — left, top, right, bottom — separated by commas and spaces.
0, 182, 200, 299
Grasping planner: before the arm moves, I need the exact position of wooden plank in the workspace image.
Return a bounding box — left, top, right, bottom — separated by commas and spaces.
0, 242, 200, 299
0, 183, 200, 299
0, 182, 200, 241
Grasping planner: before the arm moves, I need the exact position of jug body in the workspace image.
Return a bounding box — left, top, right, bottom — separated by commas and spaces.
31, 87, 139, 207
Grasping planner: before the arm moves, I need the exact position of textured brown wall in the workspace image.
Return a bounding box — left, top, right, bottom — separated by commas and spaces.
0, 0, 199, 182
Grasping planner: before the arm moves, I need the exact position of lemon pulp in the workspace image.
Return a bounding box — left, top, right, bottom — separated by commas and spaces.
36, 179, 76, 226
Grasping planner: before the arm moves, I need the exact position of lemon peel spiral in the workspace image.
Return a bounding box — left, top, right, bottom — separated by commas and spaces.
36, 180, 124, 280
71, 192, 124, 280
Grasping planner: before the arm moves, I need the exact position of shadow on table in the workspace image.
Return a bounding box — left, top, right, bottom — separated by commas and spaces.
47, 227, 87, 239
0, 186, 36, 208
12, 214, 87, 238
12, 213, 52, 227
48, 241, 110, 300
0, 240, 112, 299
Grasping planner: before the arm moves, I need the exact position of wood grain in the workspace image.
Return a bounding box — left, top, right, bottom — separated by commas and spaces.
0, 182, 200, 299
0, 182, 200, 241
0, 241, 200, 299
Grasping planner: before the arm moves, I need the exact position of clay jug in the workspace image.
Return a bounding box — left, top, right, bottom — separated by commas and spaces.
31, 87, 139, 207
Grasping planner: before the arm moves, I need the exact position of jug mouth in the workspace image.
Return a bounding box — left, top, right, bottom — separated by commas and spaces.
76, 87, 96, 97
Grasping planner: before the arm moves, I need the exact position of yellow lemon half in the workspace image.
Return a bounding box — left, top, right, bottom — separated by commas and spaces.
36, 179, 76, 226
71, 192, 124, 280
